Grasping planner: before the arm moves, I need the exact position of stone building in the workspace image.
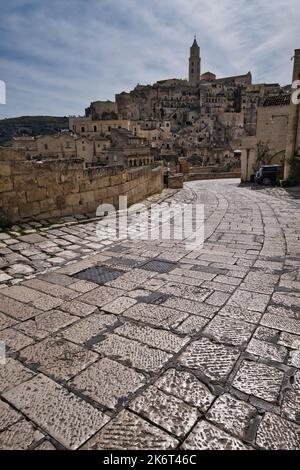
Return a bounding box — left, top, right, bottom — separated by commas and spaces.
189, 36, 201, 85
108, 128, 154, 167
240, 49, 300, 182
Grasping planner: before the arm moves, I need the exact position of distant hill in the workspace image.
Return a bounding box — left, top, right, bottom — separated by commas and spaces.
0, 115, 69, 145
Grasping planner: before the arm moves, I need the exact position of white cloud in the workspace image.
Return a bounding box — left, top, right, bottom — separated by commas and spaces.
0, 0, 299, 117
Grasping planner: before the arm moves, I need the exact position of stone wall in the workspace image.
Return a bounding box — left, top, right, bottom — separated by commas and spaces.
0, 148, 163, 223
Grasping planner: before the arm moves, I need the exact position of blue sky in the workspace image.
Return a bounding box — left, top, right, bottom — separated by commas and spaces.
0, 0, 299, 118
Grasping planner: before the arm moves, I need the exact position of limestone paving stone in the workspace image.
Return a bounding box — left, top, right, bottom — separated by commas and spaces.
0, 312, 17, 331
23, 279, 80, 301
246, 337, 287, 362
181, 421, 249, 450
124, 302, 187, 329
81, 410, 179, 450
203, 315, 255, 347
282, 390, 300, 423
278, 332, 300, 349
0, 400, 22, 431
0, 294, 41, 321
78, 286, 124, 308
0, 358, 35, 394
206, 393, 257, 439
232, 360, 284, 403
68, 280, 98, 293
0, 285, 63, 311
219, 304, 262, 324
271, 292, 300, 309
155, 368, 214, 411
114, 322, 189, 353
261, 312, 300, 336
253, 326, 279, 342
33, 440, 56, 450
129, 385, 198, 437
0, 419, 44, 450
60, 300, 97, 317
288, 349, 300, 368
20, 336, 98, 381
228, 289, 270, 312
256, 413, 300, 450
61, 313, 117, 345
93, 334, 171, 372
206, 291, 231, 307
15, 309, 78, 340
158, 282, 211, 302
101, 296, 137, 314
70, 357, 145, 409
176, 315, 209, 334
178, 337, 240, 382
162, 296, 218, 318
0, 327, 34, 352
3, 374, 109, 449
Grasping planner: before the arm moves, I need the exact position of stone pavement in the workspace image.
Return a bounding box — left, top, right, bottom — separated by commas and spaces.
0, 178, 300, 450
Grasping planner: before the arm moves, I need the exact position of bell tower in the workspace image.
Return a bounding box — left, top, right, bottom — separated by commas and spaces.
189, 36, 201, 85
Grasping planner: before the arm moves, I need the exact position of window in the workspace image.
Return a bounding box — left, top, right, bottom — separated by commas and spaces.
108, 126, 111, 131
93, 125, 97, 132
81, 126, 85, 132
44, 144, 48, 150
82, 146, 85, 151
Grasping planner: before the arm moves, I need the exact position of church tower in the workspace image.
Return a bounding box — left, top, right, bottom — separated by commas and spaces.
189, 36, 201, 85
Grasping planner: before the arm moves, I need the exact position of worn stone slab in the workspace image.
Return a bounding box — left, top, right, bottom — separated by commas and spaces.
15, 309, 78, 340
282, 390, 300, 423
20, 336, 98, 381
124, 302, 187, 329
162, 296, 217, 318
178, 337, 240, 382
101, 296, 137, 314
278, 332, 300, 349
206, 291, 231, 306
159, 283, 211, 302
3, 374, 109, 449
0, 358, 35, 394
181, 421, 249, 450
246, 338, 287, 362
204, 315, 255, 347
60, 300, 97, 317
114, 322, 189, 353
93, 334, 171, 372
0, 419, 44, 450
62, 313, 117, 345
0, 312, 17, 331
0, 286, 63, 311
0, 400, 22, 431
176, 315, 209, 334
261, 312, 300, 336
256, 413, 300, 450
78, 286, 124, 307
0, 294, 41, 321
155, 368, 214, 411
206, 393, 257, 439
232, 360, 284, 402
70, 358, 145, 409
219, 305, 262, 324
129, 385, 198, 437
228, 289, 270, 313
81, 410, 179, 450
0, 327, 34, 352
23, 279, 80, 301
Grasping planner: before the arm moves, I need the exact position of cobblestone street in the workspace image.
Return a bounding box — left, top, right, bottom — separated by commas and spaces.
0, 178, 300, 450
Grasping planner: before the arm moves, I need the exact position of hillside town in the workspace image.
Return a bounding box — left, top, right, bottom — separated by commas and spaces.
8, 39, 299, 185
0, 29, 300, 454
